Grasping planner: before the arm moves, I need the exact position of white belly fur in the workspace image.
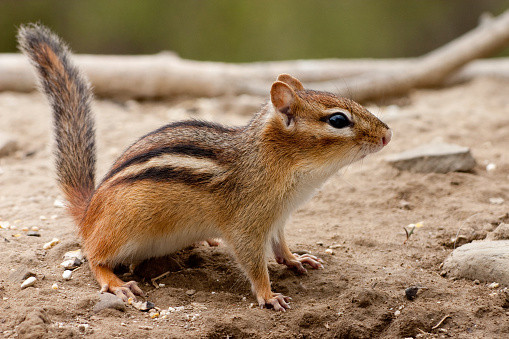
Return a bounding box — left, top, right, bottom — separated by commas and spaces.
114, 225, 221, 264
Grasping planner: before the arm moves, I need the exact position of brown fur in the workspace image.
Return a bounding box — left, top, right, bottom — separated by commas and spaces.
18, 24, 391, 311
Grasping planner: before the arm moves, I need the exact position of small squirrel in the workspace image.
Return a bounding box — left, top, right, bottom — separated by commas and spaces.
18, 24, 391, 311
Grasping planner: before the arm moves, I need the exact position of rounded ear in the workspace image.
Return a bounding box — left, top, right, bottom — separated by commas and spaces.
276, 74, 304, 91
270, 81, 297, 114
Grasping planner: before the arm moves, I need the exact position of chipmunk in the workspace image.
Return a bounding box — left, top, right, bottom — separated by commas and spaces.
18, 24, 391, 311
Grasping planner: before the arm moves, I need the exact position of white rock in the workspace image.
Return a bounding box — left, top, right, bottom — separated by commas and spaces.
21, 276, 37, 289
53, 198, 66, 208
489, 197, 504, 205
63, 249, 85, 261
486, 163, 497, 172
386, 142, 476, 173
62, 270, 72, 280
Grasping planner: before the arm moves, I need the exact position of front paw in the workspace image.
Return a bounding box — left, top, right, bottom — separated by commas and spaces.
257, 292, 291, 312
277, 253, 324, 274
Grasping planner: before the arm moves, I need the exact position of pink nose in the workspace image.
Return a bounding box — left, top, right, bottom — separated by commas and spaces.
382, 130, 392, 146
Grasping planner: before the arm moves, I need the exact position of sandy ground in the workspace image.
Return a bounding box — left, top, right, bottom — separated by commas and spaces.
1, 76, 509, 338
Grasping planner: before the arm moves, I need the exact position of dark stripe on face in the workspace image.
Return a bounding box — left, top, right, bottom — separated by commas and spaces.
103, 144, 218, 183
112, 166, 215, 186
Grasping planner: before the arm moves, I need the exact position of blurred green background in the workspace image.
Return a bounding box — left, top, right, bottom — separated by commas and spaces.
0, 0, 507, 62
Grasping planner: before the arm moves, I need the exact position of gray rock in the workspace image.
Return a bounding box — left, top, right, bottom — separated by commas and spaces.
386, 142, 476, 173
442, 240, 509, 285
92, 293, 126, 313
0, 133, 18, 157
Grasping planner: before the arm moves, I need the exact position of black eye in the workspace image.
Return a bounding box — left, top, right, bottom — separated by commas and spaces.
328, 113, 351, 129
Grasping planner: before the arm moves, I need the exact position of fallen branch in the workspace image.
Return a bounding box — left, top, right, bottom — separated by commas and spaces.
1, 9, 509, 100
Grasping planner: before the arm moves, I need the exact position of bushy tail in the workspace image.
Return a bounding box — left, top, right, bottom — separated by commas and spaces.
18, 23, 96, 223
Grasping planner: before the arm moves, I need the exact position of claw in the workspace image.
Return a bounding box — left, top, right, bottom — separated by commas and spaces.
258, 293, 291, 312
104, 281, 144, 302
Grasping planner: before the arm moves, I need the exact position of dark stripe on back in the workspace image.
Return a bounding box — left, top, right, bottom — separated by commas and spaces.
144, 120, 238, 140
111, 166, 214, 186
103, 144, 218, 183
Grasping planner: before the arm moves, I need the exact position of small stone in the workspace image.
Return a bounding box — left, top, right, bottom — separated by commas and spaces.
329, 244, 342, 249
54, 199, 66, 208
21, 276, 37, 289
486, 163, 497, 172
51, 283, 58, 290
12, 233, 22, 238
394, 310, 401, 316
39, 216, 47, 221
43, 238, 60, 250
62, 270, 72, 280
9, 225, 17, 230
132, 300, 155, 312
316, 241, 324, 246
61, 258, 82, 269
63, 249, 85, 262
93, 293, 126, 313
31, 226, 39, 231
27, 231, 41, 237
488, 282, 500, 289
78, 324, 89, 333
186, 289, 196, 296
405, 286, 419, 300
386, 142, 476, 173
325, 248, 334, 255
489, 197, 504, 205
474, 279, 480, 285
21, 227, 29, 232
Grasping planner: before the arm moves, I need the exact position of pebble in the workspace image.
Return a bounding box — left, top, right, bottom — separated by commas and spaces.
21, 227, 29, 232
0, 221, 9, 229
325, 248, 334, 255
9, 225, 17, 230
27, 231, 41, 237
186, 289, 196, 296
329, 244, 342, 249
62, 270, 72, 280
39, 215, 47, 221
394, 310, 401, 316
54, 199, 66, 208
61, 258, 82, 269
132, 300, 155, 312
489, 197, 505, 205
78, 324, 89, 333
405, 286, 419, 300
486, 163, 497, 172
51, 283, 58, 290
31, 226, 39, 231
63, 249, 85, 261
43, 238, 60, 250
488, 282, 500, 289
21, 276, 37, 289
